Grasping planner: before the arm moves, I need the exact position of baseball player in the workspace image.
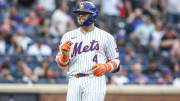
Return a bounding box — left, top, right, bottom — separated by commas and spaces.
56, 1, 120, 101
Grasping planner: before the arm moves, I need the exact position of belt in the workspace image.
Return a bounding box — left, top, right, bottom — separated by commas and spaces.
74, 73, 89, 78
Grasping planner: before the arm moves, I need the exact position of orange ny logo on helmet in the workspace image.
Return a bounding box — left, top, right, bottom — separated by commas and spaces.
80, 2, 84, 9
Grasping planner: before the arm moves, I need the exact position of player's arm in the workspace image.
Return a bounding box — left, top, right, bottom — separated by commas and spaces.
56, 33, 73, 67
92, 57, 120, 76
106, 57, 120, 73
92, 34, 120, 76
56, 41, 73, 67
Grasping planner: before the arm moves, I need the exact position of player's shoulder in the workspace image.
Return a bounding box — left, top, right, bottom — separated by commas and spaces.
95, 27, 114, 39
62, 28, 80, 38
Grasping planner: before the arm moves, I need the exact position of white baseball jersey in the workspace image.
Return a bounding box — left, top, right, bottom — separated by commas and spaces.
56, 27, 119, 75
56, 27, 120, 101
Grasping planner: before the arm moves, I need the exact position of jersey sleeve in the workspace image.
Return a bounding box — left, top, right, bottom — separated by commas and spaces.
104, 34, 120, 73
104, 34, 119, 60
56, 34, 67, 57
55, 33, 70, 67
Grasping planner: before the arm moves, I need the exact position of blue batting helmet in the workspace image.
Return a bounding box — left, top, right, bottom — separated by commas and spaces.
73, 1, 98, 26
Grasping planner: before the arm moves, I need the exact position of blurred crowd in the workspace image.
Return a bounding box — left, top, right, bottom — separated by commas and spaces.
0, 0, 179, 87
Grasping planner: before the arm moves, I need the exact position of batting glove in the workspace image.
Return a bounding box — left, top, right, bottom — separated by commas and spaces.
60, 41, 73, 56
56, 41, 73, 67
92, 59, 119, 76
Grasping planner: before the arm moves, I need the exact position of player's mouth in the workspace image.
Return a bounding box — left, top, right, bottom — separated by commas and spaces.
78, 18, 85, 24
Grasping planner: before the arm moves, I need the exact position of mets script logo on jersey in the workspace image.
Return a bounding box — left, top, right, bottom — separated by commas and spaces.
71, 40, 99, 57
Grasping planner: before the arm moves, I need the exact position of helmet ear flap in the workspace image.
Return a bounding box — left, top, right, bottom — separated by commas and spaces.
82, 14, 94, 26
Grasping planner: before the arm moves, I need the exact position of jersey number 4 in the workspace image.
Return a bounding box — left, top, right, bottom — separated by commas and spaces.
93, 54, 98, 64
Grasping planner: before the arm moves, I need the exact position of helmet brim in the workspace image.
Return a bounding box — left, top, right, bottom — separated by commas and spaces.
73, 9, 93, 14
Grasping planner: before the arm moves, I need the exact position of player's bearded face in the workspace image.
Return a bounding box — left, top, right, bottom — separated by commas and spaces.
77, 13, 90, 26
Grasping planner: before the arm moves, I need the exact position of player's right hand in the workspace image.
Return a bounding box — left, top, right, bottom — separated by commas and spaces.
60, 41, 73, 56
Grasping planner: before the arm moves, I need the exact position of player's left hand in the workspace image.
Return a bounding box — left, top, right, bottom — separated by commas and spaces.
92, 64, 107, 76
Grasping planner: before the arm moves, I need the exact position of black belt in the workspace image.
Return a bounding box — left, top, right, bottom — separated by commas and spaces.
74, 73, 89, 78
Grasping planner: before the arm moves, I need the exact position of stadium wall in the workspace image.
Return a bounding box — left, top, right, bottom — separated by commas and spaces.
0, 84, 180, 101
